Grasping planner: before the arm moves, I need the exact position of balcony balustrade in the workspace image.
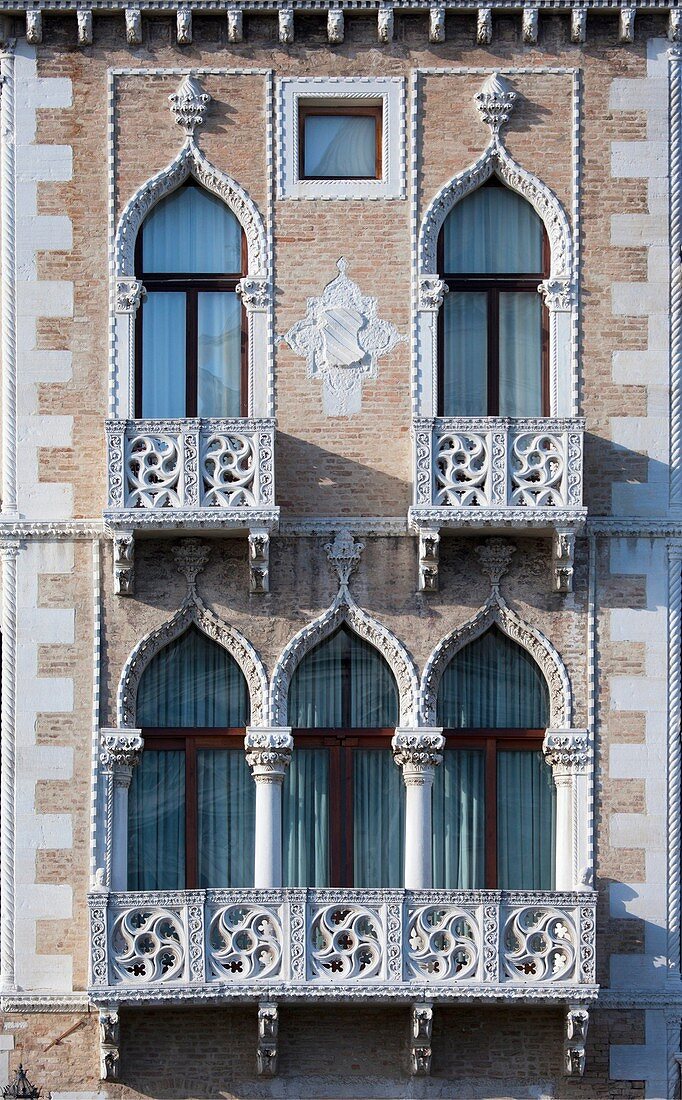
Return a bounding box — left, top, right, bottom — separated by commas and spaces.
88, 887, 597, 1005
409, 417, 586, 592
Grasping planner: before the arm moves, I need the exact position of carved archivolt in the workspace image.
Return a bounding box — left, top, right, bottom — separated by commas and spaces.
418, 143, 572, 282
419, 595, 572, 729
269, 595, 419, 728
117, 598, 269, 728
115, 140, 268, 282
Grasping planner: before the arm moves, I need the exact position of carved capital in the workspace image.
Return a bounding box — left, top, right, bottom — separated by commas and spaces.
475, 70, 516, 134
237, 277, 270, 311
115, 278, 146, 314
418, 276, 448, 312
168, 73, 210, 136
100, 728, 144, 772
392, 728, 444, 771
543, 728, 590, 774
538, 277, 574, 312
245, 727, 293, 776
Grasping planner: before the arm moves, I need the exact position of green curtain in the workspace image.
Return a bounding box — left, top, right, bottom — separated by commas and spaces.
283, 748, 330, 887
437, 626, 549, 729
432, 749, 485, 889
128, 750, 185, 890
354, 750, 404, 887
136, 624, 248, 727
197, 749, 255, 888
497, 750, 556, 889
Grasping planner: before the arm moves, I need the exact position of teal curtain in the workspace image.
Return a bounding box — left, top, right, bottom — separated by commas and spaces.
128, 750, 185, 890
497, 750, 556, 889
432, 749, 485, 889
354, 750, 404, 887
288, 625, 398, 728
437, 626, 549, 729
137, 625, 248, 727
142, 184, 242, 274
443, 185, 543, 273
197, 749, 254, 887
283, 748, 330, 886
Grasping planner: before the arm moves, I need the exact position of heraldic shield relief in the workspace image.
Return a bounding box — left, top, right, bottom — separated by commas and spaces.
281, 258, 406, 416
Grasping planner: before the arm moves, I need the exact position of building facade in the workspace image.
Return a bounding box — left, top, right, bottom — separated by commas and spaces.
0, 1, 679, 1095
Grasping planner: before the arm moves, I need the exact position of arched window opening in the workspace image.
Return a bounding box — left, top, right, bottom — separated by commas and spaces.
284, 625, 402, 889
433, 626, 555, 891
135, 181, 246, 419
128, 625, 254, 890
438, 180, 549, 418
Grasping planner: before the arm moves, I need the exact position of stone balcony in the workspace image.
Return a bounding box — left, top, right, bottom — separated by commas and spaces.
88, 887, 597, 1006
103, 417, 279, 594
409, 417, 587, 593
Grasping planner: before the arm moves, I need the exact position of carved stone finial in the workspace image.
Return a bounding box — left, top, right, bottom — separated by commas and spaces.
476, 538, 515, 590
168, 73, 211, 138
173, 538, 210, 599
474, 72, 517, 138
326, 529, 364, 592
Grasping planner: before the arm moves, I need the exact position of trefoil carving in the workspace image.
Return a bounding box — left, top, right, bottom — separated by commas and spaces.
168, 73, 211, 137
280, 258, 406, 417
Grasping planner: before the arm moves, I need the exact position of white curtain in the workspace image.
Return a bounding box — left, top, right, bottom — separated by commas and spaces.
142, 184, 242, 274
141, 291, 185, 419
304, 115, 376, 178
197, 292, 242, 418
499, 293, 543, 417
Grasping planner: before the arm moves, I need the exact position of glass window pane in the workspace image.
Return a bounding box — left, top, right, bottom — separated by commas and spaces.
498, 292, 543, 417
442, 292, 488, 416
197, 749, 255, 887
303, 114, 377, 179
141, 292, 186, 418
288, 625, 398, 728
497, 750, 556, 890
283, 748, 329, 886
197, 292, 242, 417
142, 185, 242, 274
432, 749, 485, 889
443, 186, 544, 274
128, 750, 185, 890
437, 627, 549, 729
137, 625, 249, 727
353, 749, 404, 887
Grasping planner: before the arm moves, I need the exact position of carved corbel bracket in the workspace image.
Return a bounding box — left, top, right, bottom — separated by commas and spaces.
227, 7, 243, 40
249, 530, 270, 594
553, 527, 576, 594
278, 7, 294, 43
99, 1007, 120, 1081
245, 728, 293, 780
378, 4, 394, 42
113, 530, 135, 596
418, 527, 440, 593
257, 1002, 278, 1076
327, 8, 344, 42
429, 4, 445, 42
26, 9, 42, 43
125, 7, 142, 45
565, 1005, 589, 1076
77, 8, 93, 45
410, 1002, 433, 1075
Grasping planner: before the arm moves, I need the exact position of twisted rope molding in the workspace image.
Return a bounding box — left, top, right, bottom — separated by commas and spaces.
0, 543, 19, 989
1, 45, 17, 514
670, 53, 682, 507
89, 539, 102, 885
668, 546, 682, 983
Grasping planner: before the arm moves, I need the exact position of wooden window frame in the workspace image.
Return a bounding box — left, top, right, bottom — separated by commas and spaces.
290, 727, 396, 888
298, 103, 383, 182
138, 727, 247, 889
437, 179, 551, 418
440, 728, 547, 889
134, 181, 248, 419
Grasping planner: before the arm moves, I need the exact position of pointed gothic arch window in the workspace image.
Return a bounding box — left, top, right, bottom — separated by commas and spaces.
433, 625, 555, 890
439, 179, 550, 417
284, 624, 402, 888
128, 625, 254, 890
135, 181, 247, 418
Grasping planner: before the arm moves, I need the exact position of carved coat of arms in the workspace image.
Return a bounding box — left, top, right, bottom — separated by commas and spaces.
280, 258, 406, 416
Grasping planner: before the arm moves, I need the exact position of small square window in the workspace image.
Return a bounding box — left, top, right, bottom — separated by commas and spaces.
299, 105, 382, 181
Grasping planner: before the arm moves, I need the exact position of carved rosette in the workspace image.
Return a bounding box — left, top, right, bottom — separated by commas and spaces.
245, 728, 293, 780
392, 729, 444, 782
168, 74, 211, 137
475, 72, 517, 138
543, 729, 590, 775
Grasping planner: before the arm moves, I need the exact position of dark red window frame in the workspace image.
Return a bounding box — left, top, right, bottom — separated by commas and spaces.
437, 178, 551, 418
134, 180, 249, 419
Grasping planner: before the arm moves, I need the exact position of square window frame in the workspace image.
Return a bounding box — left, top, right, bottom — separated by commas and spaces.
277, 77, 406, 200
298, 103, 383, 182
